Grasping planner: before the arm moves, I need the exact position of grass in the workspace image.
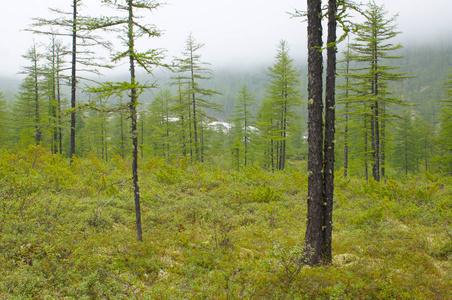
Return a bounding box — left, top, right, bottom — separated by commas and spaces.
0, 145, 451, 299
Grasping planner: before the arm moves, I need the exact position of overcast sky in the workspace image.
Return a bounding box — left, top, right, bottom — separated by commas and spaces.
1, 0, 451, 78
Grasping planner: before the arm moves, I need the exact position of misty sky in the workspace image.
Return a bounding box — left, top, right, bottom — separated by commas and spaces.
1, 0, 451, 78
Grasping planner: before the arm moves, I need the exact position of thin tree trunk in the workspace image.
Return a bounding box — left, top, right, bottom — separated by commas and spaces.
57, 56, 62, 154
281, 98, 288, 171
372, 31, 380, 182
190, 47, 199, 162
128, 0, 142, 242
344, 41, 350, 178
364, 113, 369, 182
380, 105, 385, 179
141, 112, 144, 159
305, 0, 324, 266
70, 0, 77, 162
244, 106, 248, 166
32, 46, 42, 145
120, 111, 125, 159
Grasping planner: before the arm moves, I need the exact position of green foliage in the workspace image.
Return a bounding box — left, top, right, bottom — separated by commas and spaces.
437, 72, 452, 173
1, 146, 451, 298
257, 40, 302, 171
0, 90, 10, 147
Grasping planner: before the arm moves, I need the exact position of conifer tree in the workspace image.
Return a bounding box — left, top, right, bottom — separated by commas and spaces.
89, 0, 165, 242
41, 35, 67, 154
29, 0, 113, 161
14, 75, 40, 146
305, 0, 325, 265
0, 91, 9, 147
149, 88, 174, 161
19, 43, 44, 145
350, 1, 407, 181
172, 34, 221, 163
232, 84, 255, 167
256, 97, 278, 171
170, 75, 190, 158
392, 110, 423, 175
265, 40, 302, 171
438, 72, 452, 174
337, 41, 353, 177
304, 0, 341, 266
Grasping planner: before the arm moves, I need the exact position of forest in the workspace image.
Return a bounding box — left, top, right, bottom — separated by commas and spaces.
0, 0, 452, 298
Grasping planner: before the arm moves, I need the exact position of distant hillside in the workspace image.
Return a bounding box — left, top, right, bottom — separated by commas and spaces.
392, 42, 452, 124
0, 76, 21, 103
1, 42, 451, 125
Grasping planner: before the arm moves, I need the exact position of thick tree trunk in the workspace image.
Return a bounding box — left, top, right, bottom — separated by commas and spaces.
305, 0, 324, 266
322, 0, 337, 265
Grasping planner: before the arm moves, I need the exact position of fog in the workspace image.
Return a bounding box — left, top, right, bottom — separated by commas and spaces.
1, 0, 451, 78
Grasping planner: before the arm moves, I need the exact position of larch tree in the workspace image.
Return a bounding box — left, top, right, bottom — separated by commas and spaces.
265, 40, 302, 171
170, 75, 190, 158
349, 1, 407, 181
42, 35, 67, 154
149, 88, 174, 161
337, 40, 354, 178
305, 0, 325, 265
19, 43, 44, 145
0, 91, 9, 147
304, 0, 340, 265
256, 97, 279, 171
392, 110, 424, 175
438, 72, 452, 174
89, 0, 165, 242
28, 0, 113, 161
14, 75, 39, 145
172, 34, 221, 163
232, 84, 256, 167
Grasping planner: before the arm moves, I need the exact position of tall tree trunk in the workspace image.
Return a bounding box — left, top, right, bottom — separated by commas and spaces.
322, 0, 337, 265
166, 109, 170, 162
380, 105, 386, 178
373, 102, 380, 181
141, 112, 144, 159
244, 105, 248, 166
70, 0, 77, 162
34, 58, 41, 144
128, 0, 142, 242
190, 48, 199, 162
305, 0, 324, 266
282, 99, 288, 171
344, 42, 351, 178
57, 59, 62, 154
364, 113, 369, 182
188, 105, 193, 162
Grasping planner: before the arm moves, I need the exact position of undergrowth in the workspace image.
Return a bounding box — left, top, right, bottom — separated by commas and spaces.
0, 145, 451, 299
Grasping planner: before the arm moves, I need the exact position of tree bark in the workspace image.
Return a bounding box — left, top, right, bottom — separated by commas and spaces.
33, 50, 41, 144
305, 0, 324, 266
128, 0, 143, 242
322, 0, 337, 265
70, 0, 77, 162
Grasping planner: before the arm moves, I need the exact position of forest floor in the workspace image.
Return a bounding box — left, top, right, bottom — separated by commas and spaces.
1, 145, 451, 299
